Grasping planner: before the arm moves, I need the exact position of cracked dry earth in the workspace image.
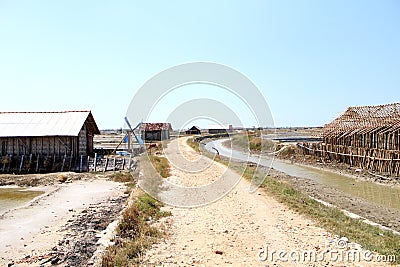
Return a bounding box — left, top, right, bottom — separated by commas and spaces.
141, 137, 386, 267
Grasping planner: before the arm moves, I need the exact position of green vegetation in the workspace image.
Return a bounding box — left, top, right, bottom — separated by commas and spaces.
102, 193, 171, 266
243, 165, 400, 263
148, 155, 170, 178
111, 171, 135, 183
187, 137, 400, 264
231, 132, 275, 152
186, 137, 201, 153
110, 171, 137, 193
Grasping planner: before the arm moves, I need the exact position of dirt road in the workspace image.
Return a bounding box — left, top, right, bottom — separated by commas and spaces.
142, 137, 386, 266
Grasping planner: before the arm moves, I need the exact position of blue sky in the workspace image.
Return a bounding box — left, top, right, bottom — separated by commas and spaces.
0, 1, 399, 129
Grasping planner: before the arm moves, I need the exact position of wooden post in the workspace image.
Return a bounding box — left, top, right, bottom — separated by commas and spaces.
19, 154, 25, 172
52, 154, 56, 171
122, 157, 126, 170
87, 156, 90, 172
113, 156, 116, 173
389, 153, 394, 175
128, 154, 132, 171
61, 154, 66, 172
349, 148, 353, 166
104, 158, 109, 172
36, 154, 40, 172
69, 154, 73, 171
79, 155, 83, 172
94, 153, 97, 172
28, 154, 32, 172
7, 155, 11, 172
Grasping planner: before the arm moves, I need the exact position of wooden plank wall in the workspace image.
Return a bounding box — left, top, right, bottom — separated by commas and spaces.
0, 136, 76, 156
298, 142, 400, 177
324, 129, 400, 150
78, 125, 88, 155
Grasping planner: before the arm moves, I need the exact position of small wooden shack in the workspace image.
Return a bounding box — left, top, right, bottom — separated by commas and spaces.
186, 126, 201, 135
208, 124, 233, 134
0, 111, 100, 157
140, 123, 172, 141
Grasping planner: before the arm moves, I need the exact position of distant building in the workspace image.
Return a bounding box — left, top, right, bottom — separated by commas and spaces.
185, 126, 201, 135
140, 123, 172, 141
0, 111, 100, 157
208, 124, 233, 134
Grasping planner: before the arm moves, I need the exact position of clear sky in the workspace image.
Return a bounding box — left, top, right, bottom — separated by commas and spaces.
0, 1, 399, 129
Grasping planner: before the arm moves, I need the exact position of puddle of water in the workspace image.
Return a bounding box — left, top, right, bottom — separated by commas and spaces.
205, 139, 400, 211
0, 188, 44, 214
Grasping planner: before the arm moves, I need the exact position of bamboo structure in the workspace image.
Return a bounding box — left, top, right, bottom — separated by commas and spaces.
300, 103, 400, 177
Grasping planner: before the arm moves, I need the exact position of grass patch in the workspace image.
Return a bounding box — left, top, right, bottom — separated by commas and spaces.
101, 193, 171, 266
148, 155, 170, 178
111, 171, 135, 183
245, 165, 400, 263
187, 137, 400, 264
231, 132, 275, 152
186, 137, 201, 152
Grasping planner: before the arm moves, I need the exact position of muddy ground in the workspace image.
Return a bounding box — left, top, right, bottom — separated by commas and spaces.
255, 163, 400, 232
0, 172, 95, 187
0, 172, 130, 267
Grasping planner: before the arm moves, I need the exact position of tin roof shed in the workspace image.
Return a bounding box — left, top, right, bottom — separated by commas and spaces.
0, 111, 100, 137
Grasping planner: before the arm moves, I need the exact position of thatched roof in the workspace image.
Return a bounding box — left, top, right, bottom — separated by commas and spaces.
323, 103, 400, 137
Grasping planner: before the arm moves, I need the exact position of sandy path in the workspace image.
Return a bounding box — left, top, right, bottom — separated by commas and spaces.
142, 137, 387, 266
0, 178, 126, 266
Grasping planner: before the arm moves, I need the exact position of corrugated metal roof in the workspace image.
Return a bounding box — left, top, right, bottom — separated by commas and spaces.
0, 111, 99, 137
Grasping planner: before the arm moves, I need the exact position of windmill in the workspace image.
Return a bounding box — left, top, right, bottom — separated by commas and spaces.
111, 117, 144, 155
124, 117, 144, 148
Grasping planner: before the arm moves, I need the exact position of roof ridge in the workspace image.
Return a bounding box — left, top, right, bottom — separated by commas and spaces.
348, 102, 400, 109
0, 110, 91, 114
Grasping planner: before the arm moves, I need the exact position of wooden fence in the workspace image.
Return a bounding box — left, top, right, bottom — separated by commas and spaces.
298, 143, 400, 176
0, 153, 136, 174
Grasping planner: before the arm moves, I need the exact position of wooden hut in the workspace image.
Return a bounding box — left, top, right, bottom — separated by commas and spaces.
186, 126, 201, 135
140, 123, 172, 141
299, 103, 400, 176
0, 111, 100, 157
208, 124, 233, 134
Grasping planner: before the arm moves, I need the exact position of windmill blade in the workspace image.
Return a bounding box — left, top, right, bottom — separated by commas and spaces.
133, 121, 142, 131
124, 117, 133, 130
135, 133, 144, 146
124, 117, 144, 146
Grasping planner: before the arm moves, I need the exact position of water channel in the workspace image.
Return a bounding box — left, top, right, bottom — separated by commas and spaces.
204, 139, 400, 211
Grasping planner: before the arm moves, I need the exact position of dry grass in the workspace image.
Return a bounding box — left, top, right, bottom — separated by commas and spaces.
101, 193, 171, 266
57, 173, 68, 183
231, 132, 275, 152
148, 155, 170, 178
111, 171, 135, 183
